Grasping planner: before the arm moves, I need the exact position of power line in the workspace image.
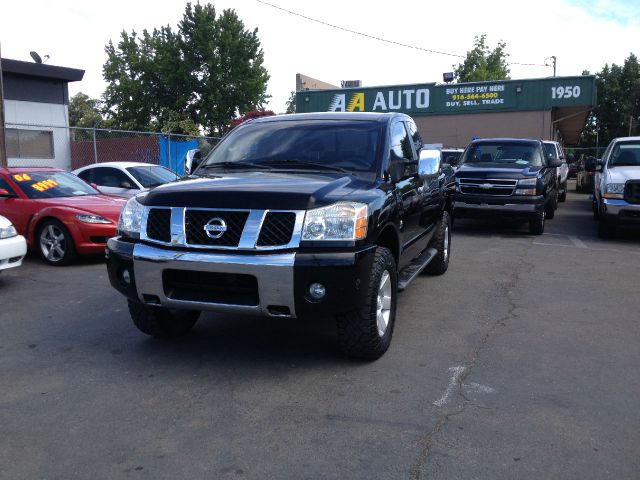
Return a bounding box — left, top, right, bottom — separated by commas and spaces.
255, 0, 548, 68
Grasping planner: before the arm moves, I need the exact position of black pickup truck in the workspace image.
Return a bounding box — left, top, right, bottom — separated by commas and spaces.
106, 112, 453, 359
453, 138, 563, 234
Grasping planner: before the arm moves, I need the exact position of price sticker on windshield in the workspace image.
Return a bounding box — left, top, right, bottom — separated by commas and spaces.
13, 174, 32, 182
31, 179, 59, 192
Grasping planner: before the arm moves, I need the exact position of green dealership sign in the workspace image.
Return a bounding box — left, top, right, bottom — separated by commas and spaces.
296, 75, 596, 116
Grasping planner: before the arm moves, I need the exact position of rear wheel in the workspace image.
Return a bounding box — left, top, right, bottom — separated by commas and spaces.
128, 300, 200, 337
38, 219, 76, 265
558, 181, 567, 202
425, 211, 451, 275
529, 210, 545, 235
336, 247, 397, 360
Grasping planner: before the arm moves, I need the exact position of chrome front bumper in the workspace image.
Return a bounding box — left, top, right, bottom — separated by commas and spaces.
454, 201, 539, 212
132, 243, 297, 317
602, 198, 640, 215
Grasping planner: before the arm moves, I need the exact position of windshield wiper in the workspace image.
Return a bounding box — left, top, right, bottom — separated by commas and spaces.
257, 159, 351, 173
199, 161, 272, 170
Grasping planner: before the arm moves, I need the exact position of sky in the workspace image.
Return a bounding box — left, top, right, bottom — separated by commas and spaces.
1, 0, 639, 115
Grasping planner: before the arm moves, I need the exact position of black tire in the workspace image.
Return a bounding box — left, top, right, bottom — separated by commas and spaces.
593, 199, 600, 220
576, 181, 582, 193
424, 210, 451, 275
545, 191, 557, 219
37, 219, 76, 265
529, 210, 545, 235
336, 247, 397, 360
128, 299, 200, 338
598, 219, 615, 239
558, 182, 567, 202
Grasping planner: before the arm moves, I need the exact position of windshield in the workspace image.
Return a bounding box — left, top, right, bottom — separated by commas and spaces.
200, 120, 381, 173
543, 142, 560, 160
461, 142, 543, 167
609, 141, 640, 167
12, 171, 100, 199
127, 165, 178, 188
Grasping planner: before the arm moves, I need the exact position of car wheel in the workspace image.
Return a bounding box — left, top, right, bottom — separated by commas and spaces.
38, 219, 76, 265
336, 247, 397, 360
593, 198, 600, 220
424, 210, 451, 275
576, 181, 582, 193
529, 210, 545, 235
598, 219, 616, 239
128, 299, 200, 337
545, 191, 557, 219
558, 182, 567, 202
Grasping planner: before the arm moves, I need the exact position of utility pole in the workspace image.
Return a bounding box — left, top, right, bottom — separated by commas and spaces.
551, 56, 557, 77
0, 41, 8, 168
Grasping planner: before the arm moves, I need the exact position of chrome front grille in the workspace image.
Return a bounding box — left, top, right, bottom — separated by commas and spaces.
624, 180, 640, 204
141, 207, 305, 251
459, 178, 518, 196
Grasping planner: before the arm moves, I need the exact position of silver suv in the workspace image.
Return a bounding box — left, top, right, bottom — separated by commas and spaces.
590, 136, 640, 238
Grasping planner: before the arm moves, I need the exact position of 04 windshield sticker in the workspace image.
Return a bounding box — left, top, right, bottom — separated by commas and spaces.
13, 174, 60, 193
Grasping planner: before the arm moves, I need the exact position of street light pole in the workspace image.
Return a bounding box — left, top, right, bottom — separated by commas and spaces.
552, 56, 557, 77
0, 41, 8, 168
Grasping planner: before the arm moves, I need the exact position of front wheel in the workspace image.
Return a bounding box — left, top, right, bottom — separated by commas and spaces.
38, 219, 76, 265
336, 247, 397, 360
545, 191, 557, 219
128, 300, 200, 337
529, 210, 545, 235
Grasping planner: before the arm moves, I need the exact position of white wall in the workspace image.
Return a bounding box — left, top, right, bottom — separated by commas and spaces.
4, 100, 71, 169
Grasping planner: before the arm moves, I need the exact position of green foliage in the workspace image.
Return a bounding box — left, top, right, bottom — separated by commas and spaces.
285, 91, 296, 114
579, 53, 640, 148
69, 92, 105, 128
454, 35, 510, 83
102, 2, 270, 135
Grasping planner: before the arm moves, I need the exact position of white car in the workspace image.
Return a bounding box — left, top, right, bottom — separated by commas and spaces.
0, 215, 27, 273
72, 162, 178, 198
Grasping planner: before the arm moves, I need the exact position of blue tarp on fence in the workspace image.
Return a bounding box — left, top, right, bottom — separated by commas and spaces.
159, 137, 199, 176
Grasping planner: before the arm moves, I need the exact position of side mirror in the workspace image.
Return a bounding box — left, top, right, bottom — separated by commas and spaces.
0, 188, 15, 198
548, 158, 563, 168
418, 149, 442, 179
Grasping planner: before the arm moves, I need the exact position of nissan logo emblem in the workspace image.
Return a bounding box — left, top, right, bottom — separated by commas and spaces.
204, 217, 227, 239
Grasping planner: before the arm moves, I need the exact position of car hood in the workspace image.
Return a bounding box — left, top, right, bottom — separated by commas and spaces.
141, 171, 376, 210
606, 166, 640, 183
456, 163, 542, 180
33, 195, 126, 222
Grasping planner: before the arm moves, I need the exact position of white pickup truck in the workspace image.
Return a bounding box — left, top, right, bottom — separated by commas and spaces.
543, 141, 569, 202
589, 136, 640, 238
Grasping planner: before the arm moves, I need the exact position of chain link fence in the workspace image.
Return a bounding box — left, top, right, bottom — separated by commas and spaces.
5, 123, 221, 175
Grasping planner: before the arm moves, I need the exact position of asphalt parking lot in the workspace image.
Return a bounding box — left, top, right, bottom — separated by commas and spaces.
1, 180, 639, 480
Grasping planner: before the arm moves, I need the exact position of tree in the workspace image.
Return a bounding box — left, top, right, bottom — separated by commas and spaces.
579, 53, 640, 148
69, 92, 105, 128
102, 2, 270, 135
454, 35, 510, 83
285, 91, 296, 114
228, 108, 275, 130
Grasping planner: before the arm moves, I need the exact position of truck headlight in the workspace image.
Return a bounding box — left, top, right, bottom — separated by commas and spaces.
302, 202, 368, 241
117, 196, 144, 238
0, 225, 18, 239
604, 183, 625, 199
515, 177, 538, 195
76, 214, 112, 224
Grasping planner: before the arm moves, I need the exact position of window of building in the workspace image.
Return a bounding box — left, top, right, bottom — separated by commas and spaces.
6, 129, 55, 159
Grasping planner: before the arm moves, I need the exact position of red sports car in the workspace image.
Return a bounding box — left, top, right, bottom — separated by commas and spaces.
0, 167, 126, 265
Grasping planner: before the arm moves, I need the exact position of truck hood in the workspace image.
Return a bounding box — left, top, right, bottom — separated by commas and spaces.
606, 166, 640, 183
141, 171, 376, 210
455, 163, 542, 180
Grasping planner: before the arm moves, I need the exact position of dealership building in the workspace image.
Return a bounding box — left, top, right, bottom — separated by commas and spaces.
295, 75, 597, 148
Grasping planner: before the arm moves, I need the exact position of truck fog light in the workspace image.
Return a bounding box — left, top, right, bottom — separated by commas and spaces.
309, 282, 326, 300
121, 269, 131, 285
